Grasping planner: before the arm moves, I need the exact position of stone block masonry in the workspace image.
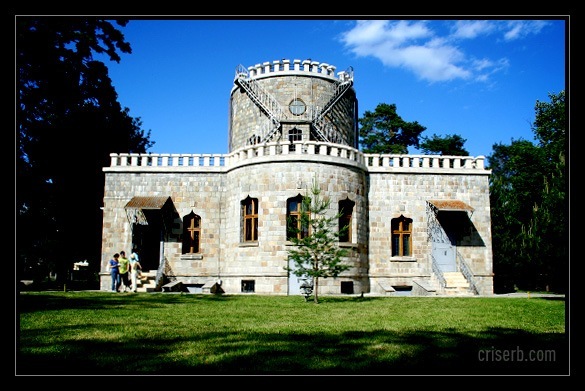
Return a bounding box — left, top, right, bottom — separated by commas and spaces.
100, 58, 493, 296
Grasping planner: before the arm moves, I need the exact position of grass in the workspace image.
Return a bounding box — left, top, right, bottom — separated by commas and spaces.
17, 291, 568, 375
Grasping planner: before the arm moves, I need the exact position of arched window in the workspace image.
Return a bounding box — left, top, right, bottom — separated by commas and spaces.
182, 211, 201, 254
338, 198, 355, 243
287, 194, 309, 240
241, 196, 259, 242
392, 215, 412, 256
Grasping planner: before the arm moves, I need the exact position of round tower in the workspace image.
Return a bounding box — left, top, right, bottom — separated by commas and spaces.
229, 59, 358, 152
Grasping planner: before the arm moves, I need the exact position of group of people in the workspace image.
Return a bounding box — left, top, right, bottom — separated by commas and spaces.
108, 248, 142, 292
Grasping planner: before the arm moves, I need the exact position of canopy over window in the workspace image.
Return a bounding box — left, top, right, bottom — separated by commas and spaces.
427, 200, 474, 212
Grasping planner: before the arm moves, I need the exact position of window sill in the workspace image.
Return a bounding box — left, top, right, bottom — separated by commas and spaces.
286, 241, 357, 248
239, 241, 259, 247
339, 242, 358, 249
181, 254, 203, 260
390, 257, 417, 262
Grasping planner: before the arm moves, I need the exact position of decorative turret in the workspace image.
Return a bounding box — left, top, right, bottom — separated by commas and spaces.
229, 59, 358, 152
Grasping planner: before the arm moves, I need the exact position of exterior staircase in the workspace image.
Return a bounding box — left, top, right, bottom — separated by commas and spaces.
234, 65, 285, 143
311, 72, 353, 143
442, 271, 473, 296
134, 270, 158, 292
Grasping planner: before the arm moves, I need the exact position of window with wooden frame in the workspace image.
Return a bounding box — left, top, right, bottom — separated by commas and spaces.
338, 198, 355, 243
287, 194, 309, 240
391, 215, 413, 257
182, 211, 201, 254
241, 196, 259, 242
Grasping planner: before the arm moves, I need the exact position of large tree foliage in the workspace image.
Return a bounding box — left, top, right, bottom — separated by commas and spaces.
286, 177, 351, 304
488, 91, 566, 293
359, 103, 426, 154
17, 17, 154, 285
419, 133, 469, 156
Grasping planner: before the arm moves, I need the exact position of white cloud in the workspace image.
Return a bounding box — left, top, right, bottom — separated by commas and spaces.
341, 20, 432, 58
451, 20, 496, 39
396, 40, 471, 81
341, 20, 469, 82
503, 20, 549, 40
340, 19, 546, 84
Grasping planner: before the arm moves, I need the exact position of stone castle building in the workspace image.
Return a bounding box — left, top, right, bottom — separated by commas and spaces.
99, 58, 494, 296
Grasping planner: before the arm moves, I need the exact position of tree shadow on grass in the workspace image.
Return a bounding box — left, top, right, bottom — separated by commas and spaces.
18, 326, 567, 376
17, 293, 568, 376
17, 291, 235, 313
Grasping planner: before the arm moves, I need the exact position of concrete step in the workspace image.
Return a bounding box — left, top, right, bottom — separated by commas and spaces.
443, 272, 470, 287
441, 271, 473, 296
135, 270, 157, 292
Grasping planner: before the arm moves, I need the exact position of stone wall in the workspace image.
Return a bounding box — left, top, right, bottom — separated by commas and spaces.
99, 57, 493, 296
100, 148, 493, 295
367, 172, 493, 295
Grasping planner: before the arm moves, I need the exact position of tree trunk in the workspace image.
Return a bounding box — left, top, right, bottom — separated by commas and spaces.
313, 277, 319, 304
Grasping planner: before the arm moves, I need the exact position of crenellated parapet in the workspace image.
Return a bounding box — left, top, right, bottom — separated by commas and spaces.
105, 141, 488, 174
235, 59, 352, 82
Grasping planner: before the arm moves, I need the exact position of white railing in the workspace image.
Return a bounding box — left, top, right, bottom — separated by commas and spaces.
364, 154, 484, 169
241, 59, 341, 80
108, 142, 487, 172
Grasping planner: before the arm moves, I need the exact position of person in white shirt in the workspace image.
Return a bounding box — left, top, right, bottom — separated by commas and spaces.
129, 248, 142, 292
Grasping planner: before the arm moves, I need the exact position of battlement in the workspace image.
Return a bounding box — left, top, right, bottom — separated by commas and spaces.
105, 141, 488, 174
235, 59, 353, 82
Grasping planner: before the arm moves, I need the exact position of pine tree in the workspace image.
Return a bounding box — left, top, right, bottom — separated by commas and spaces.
286, 176, 351, 303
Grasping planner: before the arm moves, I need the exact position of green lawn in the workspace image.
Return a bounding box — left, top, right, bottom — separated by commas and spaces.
17, 292, 567, 375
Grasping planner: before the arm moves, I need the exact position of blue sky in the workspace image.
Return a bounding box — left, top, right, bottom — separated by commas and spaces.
104, 18, 567, 158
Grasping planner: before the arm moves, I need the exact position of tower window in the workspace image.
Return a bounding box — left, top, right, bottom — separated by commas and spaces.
391, 215, 412, 257
289, 128, 302, 152
287, 194, 309, 240
289, 99, 306, 115
338, 198, 355, 243
182, 211, 201, 254
241, 196, 259, 242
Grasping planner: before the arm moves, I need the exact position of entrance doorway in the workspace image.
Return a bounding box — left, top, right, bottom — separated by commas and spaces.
433, 241, 456, 272
287, 258, 313, 295
131, 212, 163, 272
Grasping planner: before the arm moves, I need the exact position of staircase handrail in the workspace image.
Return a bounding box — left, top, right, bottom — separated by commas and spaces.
235, 65, 285, 142
430, 254, 447, 290
155, 257, 167, 291
457, 251, 479, 295
311, 68, 353, 142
